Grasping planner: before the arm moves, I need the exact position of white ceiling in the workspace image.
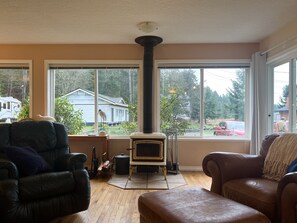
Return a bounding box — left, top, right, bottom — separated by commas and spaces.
0, 0, 296, 44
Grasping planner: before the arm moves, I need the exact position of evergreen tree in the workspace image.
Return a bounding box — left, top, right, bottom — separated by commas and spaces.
278, 84, 288, 108
225, 70, 245, 121
189, 84, 200, 121
204, 87, 218, 124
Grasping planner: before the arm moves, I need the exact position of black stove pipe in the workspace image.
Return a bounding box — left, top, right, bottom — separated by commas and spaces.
135, 35, 163, 133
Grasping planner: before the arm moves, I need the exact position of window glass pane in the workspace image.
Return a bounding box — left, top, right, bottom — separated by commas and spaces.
53, 67, 138, 136
97, 68, 138, 135
205, 68, 246, 137
0, 68, 29, 123
159, 68, 200, 136
54, 69, 94, 135
273, 63, 289, 133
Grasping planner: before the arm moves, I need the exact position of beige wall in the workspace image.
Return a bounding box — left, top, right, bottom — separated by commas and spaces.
73, 138, 250, 170
0, 43, 258, 169
260, 16, 297, 58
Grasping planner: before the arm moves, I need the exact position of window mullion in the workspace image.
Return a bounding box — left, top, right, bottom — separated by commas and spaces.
94, 69, 99, 134
200, 69, 204, 137
50, 70, 55, 117
291, 59, 297, 131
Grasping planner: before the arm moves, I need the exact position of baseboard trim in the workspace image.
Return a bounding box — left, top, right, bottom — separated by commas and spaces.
179, 166, 203, 171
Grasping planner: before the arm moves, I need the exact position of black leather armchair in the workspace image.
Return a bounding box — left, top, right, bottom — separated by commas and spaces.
0, 121, 90, 223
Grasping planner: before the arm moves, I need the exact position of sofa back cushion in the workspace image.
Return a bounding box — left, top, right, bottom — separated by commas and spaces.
260, 134, 280, 158
11, 121, 57, 152
53, 122, 68, 149
0, 124, 11, 148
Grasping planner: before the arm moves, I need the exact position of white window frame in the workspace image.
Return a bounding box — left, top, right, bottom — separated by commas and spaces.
0, 60, 33, 118
155, 59, 251, 139
267, 48, 297, 134
45, 60, 142, 137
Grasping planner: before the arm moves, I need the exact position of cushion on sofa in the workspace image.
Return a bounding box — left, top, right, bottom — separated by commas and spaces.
3, 146, 50, 177
223, 178, 278, 221
287, 158, 297, 173
19, 171, 75, 201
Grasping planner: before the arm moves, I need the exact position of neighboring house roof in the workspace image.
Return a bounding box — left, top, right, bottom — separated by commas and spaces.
274, 107, 288, 112
0, 96, 21, 120
274, 107, 297, 112
62, 88, 128, 108
0, 96, 21, 104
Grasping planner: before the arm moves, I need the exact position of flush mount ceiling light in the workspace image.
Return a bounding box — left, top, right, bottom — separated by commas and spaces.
137, 21, 158, 33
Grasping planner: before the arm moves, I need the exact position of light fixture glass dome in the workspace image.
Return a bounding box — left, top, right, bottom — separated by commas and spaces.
137, 21, 158, 33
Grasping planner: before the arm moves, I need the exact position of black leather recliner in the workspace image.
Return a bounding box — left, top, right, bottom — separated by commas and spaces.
0, 121, 90, 223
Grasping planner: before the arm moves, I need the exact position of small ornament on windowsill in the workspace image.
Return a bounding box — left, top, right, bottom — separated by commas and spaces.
98, 109, 107, 136
99, 130, 106, 136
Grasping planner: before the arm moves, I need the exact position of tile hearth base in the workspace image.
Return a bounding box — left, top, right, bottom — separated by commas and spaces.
108, 172, 186, 190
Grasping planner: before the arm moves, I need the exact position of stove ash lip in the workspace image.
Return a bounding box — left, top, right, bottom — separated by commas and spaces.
129, 132, 166, 139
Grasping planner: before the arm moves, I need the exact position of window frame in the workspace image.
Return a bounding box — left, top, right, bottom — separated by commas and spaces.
45, 60, 142, 137
267, 55, 297, 134
0, 60, 33, 118
155, 59, 251, 139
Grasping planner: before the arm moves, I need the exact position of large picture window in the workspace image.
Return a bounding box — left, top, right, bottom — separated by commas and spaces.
48, 62, 139, 136
158, 62, 250, 137
0, 62, 31, 123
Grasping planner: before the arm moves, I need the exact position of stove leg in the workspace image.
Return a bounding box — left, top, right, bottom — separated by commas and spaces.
129, 165, 133, 180
163, 166, 167, 180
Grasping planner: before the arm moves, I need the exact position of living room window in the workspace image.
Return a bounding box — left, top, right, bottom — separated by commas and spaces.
47, 61, 139, 136
269, 58, 297, 133
0, 61, 31, 123
158, 61, 250, 138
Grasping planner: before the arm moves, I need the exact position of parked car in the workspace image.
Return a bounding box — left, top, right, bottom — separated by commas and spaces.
213, 121, 245, 136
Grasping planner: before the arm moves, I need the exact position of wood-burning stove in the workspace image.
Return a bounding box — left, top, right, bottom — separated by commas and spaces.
129, 132, 167, 179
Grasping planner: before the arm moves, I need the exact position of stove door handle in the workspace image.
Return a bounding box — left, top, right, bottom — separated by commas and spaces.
126, 148, 135, 151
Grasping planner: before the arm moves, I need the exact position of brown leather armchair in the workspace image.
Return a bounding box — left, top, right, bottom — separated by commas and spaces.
202, 134, 297, 223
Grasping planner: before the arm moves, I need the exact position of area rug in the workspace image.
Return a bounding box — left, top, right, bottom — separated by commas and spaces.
108, 172, 187, 190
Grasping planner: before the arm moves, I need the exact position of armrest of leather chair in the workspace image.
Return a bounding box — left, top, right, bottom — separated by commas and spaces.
0, 159, 18, 180
0, 179, 19, 222
202, 152, 264, 195
277, 172, 297, 223
72, 169, 91, 209
54, 153, 87, 171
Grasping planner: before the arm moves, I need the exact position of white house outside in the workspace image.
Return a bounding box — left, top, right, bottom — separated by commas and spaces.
0, 96, 21, 122
63, 89, 129, 126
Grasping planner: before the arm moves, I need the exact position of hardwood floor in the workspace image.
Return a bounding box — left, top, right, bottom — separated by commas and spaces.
50, 171, 211, 223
